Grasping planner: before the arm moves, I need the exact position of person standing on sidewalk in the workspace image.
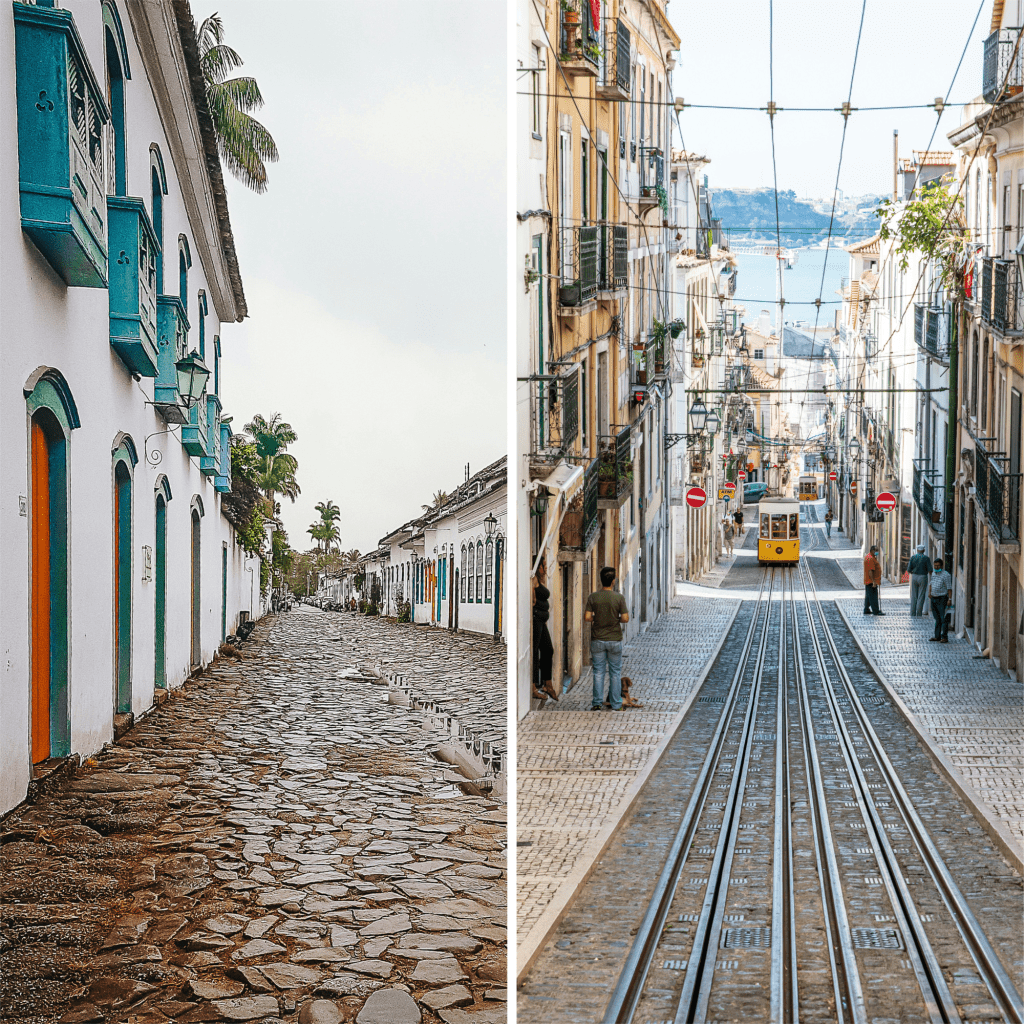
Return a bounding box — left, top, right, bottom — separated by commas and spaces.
824, 507, 834, 539
907, 544, 931, 617
864, 545, 884, 615
532, 559, 557, 701
585, 566, 629, 711
928, 559, 953, 642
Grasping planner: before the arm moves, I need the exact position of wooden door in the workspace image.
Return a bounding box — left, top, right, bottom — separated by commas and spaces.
31, 419, 51, 763
191, 510, 201, 666
155, 496, 167, 687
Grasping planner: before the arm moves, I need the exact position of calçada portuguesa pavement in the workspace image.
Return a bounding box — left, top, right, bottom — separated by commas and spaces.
0, 606, 506, 1024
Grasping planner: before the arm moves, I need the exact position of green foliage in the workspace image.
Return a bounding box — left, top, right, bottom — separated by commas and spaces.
875, 180, 968, 292
196, 14, 279, 194
222, 438, 266, 556
259, 558, 272, 598
397, 601, 411, 624
245, 413, 300, 504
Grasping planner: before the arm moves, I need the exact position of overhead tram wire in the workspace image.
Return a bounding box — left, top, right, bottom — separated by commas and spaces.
516, 92, 970, 112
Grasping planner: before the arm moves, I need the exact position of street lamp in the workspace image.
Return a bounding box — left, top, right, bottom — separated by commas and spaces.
533, 489, 549, 515
706, 409, 721, 435
176, 350, 211, 407
484, 512, 498, 537
689, 398, 709, 432
848, 436, 862, 459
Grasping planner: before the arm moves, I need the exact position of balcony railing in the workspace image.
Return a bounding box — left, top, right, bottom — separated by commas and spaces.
912, 458, 945, 528
983, 27, 1023, 103
528, 368, 580, 460
914, 303, 950, 360
154, 296, 189, 424
981, 257, 993, 322
598, 425, 632, 508
560, 458, 600, 554
108, 196, 160, 375
558, 0, 600, 77
214, 420, 232, 494
639, 149, 664, 206
558, 225, 598, 308
975, 443, 1021, 545
992, 259, 1022, 334
598, 224, 627, 292
596, 18, 631, 100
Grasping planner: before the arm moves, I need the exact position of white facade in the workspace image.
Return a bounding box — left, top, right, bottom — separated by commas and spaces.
1, 0, 258, 814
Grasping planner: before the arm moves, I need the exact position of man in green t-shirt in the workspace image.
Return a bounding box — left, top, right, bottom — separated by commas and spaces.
584, 566, 630, 711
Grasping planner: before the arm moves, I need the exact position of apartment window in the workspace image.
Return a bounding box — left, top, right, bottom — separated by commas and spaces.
981, 336, 989, 430
657, 80, 662, 149
460, 544, 467, 602
639, 68, 645, 146
559, 131, 572, 281
531, 45, 542, 139
485, 538, 493, 602
476, 540, 484, 602
1003, 184, 1011, 256
630, 65, 637, 161
754, 348, 764, 360
974, 169, 981, 237
581, 139, 589, 225
970, 332, 979, 417
467, 542, 476, 602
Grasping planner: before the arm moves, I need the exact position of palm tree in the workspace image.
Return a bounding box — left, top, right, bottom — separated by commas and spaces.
245, 413, 299, 505
421, 489, 450, 513
315, 500, 341, 527
343, 548, 361, 566
196, 13, 279, 193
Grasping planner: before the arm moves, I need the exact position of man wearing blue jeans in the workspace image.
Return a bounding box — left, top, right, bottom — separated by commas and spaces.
585, 566, 630, 711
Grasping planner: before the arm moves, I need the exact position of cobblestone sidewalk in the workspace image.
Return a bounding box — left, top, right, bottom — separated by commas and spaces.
0, 609, 506, 1024
516, 597, 740, 982
837, 597, 1024, 867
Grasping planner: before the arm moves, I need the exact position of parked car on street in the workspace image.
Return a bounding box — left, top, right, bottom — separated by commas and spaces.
743, 481, 768, 504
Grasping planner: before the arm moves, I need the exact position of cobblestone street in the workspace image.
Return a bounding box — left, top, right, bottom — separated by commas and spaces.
0, 608, 506, 1024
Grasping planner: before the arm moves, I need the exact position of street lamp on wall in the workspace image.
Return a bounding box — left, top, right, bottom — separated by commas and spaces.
689, 398, 709, 432
176, 349, 211, 407
484, 512, 498, 537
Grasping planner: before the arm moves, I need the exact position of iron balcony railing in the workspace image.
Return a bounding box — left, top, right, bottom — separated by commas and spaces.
560, 458, 600, 552
975, 443, 1022, 544
596, 18, 630, 99
558, 0, 600, 72
914, 303, 950, 360
559, 225, 598, 306
598, 224, 628, 291
981, 257, 993, 322
982, 27, 1023, 103
639, 148, 664, 202
527, 369, 580, 459
992, 259, 1022, 334
598, 424, 633, 506
912, 458, 945, 528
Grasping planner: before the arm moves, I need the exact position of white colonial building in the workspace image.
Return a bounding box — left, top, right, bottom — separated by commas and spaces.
0, 0, 259, 814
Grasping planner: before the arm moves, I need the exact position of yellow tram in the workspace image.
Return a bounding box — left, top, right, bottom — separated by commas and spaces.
758, 497, 801, 565
797, 474, 819, 501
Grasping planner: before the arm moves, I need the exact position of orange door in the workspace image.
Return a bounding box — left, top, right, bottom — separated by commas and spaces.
31, 418, 50, 763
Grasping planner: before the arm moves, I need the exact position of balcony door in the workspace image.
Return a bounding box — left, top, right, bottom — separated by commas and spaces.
559, 130, 572, 282
155, 493, 167, 687
191, 509, 201, 667
114, 461, 132, 713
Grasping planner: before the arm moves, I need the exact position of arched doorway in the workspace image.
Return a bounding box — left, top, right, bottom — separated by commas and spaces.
191, 507, 202, 667
113, 459, 132, 712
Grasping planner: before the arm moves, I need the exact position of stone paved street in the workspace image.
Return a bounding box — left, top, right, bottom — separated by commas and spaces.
515, 597, 739, 982
837, 595, 1024, 861
0, 607, 506, 1024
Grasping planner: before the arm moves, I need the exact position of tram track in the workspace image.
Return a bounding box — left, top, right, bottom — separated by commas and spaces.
601, 559, 1024, 1024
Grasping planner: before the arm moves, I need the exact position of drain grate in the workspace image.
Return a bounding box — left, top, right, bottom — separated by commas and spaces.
852, 927, 902, 949
699, 696, 726, 703
721, 926, 771, 949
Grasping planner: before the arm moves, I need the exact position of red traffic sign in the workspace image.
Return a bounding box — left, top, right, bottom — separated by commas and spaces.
738, 470, 747, 480
875, 491, 897, 512
723, 481, 736, 491
829, 470, 838, 481
685, 486, 707, 509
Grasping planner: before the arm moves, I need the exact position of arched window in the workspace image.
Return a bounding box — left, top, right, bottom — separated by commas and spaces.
981, 336, 989, 430
476, 540, 484, 602
150, 166, 164, 292
103, 29, 126, 195
485, 538, 494, 603
197, 291, 208, 359
971, 331, 979, 417
467, 543, 476, 602
460, 544, 467, 602
178, 236, 192, 322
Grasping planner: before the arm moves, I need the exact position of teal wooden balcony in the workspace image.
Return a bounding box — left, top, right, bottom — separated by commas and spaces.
199, 394, 221, 474
13, 3, 109, 287
154, 296, 189, 424
215, 420, 232, 493
182, 388, 209, 457
108, 197, 159, 375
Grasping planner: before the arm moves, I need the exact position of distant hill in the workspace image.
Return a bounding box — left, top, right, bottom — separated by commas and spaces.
711, 188, 883, 248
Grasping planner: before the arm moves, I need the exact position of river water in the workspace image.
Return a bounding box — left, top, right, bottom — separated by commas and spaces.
732, 248, 848, 330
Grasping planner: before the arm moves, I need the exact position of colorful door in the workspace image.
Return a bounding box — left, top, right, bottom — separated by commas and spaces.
221, 544, 228, 642
154, 495, 167, 687
114, 462, 132, 712
191, 510, 201, 666
30, 419, 51, 762
493, 537, 503, 636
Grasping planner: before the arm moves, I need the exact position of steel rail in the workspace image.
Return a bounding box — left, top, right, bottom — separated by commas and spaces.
802, 560, 1024, 1023
675, 572, 778, 1024
798, 559, 960, 1021
601, 568, 775, 1024
770, 567, 798, 1022
789, 565, 863, 1023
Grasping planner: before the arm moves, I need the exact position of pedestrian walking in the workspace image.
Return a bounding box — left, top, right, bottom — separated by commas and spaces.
907, 544, 931, 617
733, 507, 744, 530
863, 545, 884, 615
723, 518, 735, 555
824, 506, 834, 539
533, 559, 557, 701
928, 559, 953, 643
585, 566, 629, 711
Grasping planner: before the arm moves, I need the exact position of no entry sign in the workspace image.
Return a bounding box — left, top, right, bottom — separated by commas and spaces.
829, 470, 838, 481
724, 481, 736, 491
875, 491, 897, 512
685, 486, 707, 509
738, 470, 747, 480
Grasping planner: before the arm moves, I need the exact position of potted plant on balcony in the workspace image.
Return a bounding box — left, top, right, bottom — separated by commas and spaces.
598, 458, 618, 498
668, 318, 686, 339
560, 280, 583, 306
561, 0, 580, 22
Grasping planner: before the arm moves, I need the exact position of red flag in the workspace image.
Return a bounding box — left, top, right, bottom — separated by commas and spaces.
589, 0, 600, 30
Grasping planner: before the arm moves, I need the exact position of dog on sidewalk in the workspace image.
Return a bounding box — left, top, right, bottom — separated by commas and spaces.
621, 676, 643, 708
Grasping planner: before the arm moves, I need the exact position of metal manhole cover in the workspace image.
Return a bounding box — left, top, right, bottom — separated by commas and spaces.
852, 927, 902, 949
721, 926, 771, 949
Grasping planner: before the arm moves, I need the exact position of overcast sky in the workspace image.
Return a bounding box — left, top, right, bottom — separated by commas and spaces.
211, 1, 506, 554
672, 0, 991, 199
